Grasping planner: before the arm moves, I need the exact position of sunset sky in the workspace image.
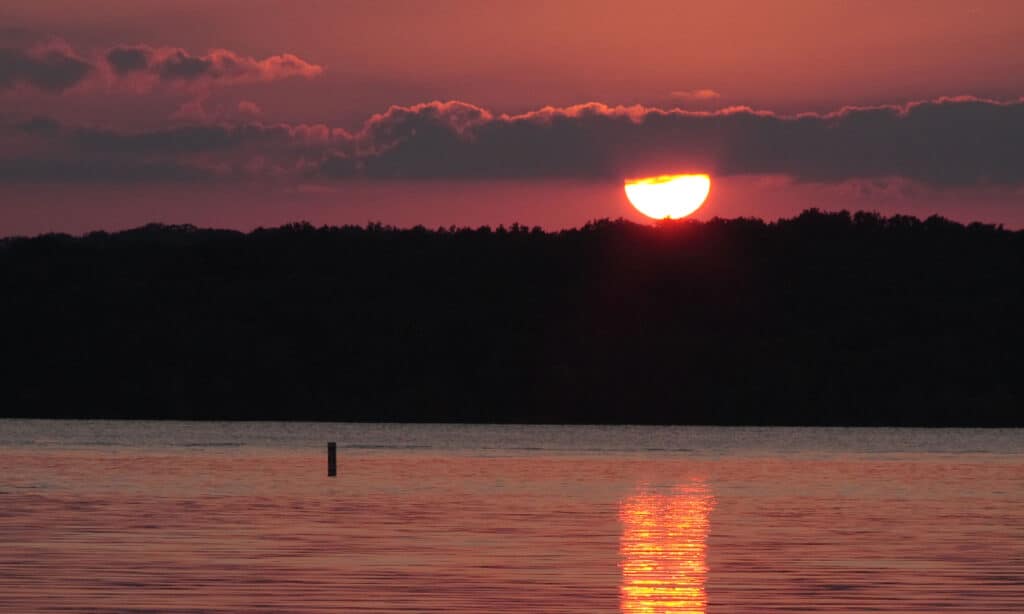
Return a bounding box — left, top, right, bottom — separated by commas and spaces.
3, 0, 1024, 234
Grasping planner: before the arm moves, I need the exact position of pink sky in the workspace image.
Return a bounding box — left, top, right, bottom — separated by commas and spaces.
2, 0, 1024, 234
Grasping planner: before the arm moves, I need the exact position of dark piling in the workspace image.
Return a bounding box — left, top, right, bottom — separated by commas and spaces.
327, 442, 337, 477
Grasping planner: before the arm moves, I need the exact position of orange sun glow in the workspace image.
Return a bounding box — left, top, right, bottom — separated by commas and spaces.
624, 174, 711, 220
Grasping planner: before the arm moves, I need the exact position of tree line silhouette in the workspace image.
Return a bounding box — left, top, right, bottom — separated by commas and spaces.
2, 209, 1021, 425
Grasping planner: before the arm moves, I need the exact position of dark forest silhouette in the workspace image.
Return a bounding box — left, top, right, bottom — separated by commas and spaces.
2, 209, 1021, 426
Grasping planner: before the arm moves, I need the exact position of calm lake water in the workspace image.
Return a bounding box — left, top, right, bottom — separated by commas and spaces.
1, 421, 1022, 612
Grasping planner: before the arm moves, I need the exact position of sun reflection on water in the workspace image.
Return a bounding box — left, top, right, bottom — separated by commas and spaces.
619, 483, 715, 613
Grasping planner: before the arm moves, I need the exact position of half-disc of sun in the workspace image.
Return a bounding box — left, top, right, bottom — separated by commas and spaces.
624, 174, 711, 219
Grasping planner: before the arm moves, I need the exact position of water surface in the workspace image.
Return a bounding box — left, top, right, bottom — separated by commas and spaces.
1, 421, 1021, 612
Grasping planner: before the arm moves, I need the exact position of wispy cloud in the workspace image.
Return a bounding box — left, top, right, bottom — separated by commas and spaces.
670, 89, 721, 101
0, 41, 323, 94
103, 45, 323, 91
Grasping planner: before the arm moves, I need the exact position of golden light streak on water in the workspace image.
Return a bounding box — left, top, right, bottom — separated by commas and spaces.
619, 484, 715, 613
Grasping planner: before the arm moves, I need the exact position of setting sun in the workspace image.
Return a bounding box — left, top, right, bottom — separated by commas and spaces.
624, 174, 711, 220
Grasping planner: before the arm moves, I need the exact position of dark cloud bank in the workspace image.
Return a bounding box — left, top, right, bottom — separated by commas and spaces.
3, 97, 1024, 188
329, 98, 1024, 186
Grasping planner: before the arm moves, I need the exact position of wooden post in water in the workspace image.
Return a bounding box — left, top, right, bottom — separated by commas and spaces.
327, 442, 337, 477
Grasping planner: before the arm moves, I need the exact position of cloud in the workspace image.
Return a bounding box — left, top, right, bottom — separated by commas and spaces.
4, 96, 1024, 189
168, 98, 264, 123
103, 45, 323, 89
0, 157, 216, 182
105, 46, 149, 75
1, 42, 323, 94
238, 100, 263, 117
0, 115, 349, 182
170, 97, 211, 122
670, 89, 721, 101
322, 97, 1024, 186
0, 42, 93, 93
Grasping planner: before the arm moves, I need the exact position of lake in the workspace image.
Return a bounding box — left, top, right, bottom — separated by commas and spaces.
1, 421, 1021, 612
